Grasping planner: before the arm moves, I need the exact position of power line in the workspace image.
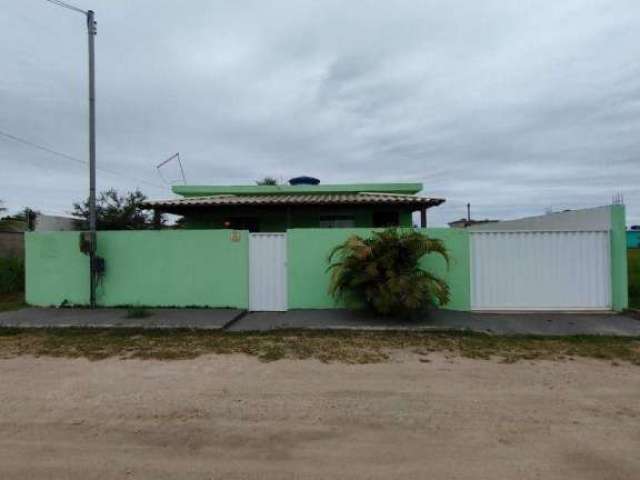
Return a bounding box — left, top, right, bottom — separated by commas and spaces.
44, 0, 87, 15
0, 129, 85, 166
0, 128, 166, 191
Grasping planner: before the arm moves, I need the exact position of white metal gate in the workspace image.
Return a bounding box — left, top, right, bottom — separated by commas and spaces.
249, 233, 288, 311
471, 231, 611, 310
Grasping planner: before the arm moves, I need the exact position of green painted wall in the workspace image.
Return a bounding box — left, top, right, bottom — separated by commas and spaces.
610, 204, 629, 310
173, 182, 423, 197
26, 230, 249, 308
26, 218, 624, 312
287, 228, 470, 311
26, 232, 89, 306
420, 228, 471, 311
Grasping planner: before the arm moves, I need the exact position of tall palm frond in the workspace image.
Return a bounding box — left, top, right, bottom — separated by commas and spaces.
327, 228, 450, 317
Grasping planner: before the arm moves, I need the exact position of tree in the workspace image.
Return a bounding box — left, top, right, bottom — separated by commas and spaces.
12, 208, 38, 231
256, 176, 278, 186
72, 188, 156, 230
0, 204, 38, 231
327, 229, 450, 317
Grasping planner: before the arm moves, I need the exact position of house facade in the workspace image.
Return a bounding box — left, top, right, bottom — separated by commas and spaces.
25, 204, 629, 312
24, 169, 628, 314
143, 178, 444, 231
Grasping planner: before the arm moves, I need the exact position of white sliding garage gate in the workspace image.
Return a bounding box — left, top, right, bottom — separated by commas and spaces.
470, 231, 611, 311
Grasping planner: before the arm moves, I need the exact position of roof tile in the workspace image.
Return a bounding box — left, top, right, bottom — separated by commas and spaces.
143, 193, 444, 209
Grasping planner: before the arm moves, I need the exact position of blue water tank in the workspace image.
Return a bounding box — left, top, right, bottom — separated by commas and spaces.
289, 176, 320, 186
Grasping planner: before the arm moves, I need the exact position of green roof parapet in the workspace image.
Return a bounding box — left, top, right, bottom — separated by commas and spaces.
172, 183, 423, 197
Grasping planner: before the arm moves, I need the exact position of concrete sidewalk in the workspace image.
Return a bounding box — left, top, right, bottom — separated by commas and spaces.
227, 309, 640, 336
0, 307, 243, 330
0, 307, 639, 336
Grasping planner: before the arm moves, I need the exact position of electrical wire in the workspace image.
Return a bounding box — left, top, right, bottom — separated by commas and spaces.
0, 129, 85, 166
43, 0, 87, 15
0, 129, 166, 191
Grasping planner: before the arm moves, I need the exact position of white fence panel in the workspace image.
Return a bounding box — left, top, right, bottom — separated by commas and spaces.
249, 233, 288, 311
471, 231, 611, 310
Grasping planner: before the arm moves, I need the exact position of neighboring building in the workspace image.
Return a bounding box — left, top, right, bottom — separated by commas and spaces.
143, 177, 445, 231
0, 218, 28, 258
0, 213, 78, 233
0, 218, 27, 233
628, 228, 640, 249
0, 232, 24, 258
468, 205, 613, 232
0, 213, 78, 259
34, 214, 78, 232
448, 218, 499, 229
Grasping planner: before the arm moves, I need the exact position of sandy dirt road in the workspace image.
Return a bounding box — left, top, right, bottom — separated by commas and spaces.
0, 354, 638, 479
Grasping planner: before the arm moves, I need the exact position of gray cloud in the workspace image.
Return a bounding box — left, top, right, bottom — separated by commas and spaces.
1, 0, 638, 225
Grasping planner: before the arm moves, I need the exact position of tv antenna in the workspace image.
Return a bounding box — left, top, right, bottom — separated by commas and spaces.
156, 152, 186, 185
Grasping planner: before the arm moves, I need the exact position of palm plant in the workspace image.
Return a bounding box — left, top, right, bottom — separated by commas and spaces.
255, 176, 278, 185
327, 229, 450, 316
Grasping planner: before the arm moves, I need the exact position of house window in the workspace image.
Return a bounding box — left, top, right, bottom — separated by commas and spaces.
373, 211, 400, 227
319, 216, 355, 228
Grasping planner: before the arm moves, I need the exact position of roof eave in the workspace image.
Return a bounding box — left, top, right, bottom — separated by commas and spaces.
142, 197, 445, 211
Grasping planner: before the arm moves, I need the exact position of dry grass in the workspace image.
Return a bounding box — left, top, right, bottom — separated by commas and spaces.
0, 328, 638, 365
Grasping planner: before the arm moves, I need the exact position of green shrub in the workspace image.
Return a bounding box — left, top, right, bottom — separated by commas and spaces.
629, 249, 640, 309
327, 229, 450, 317
0, 256, 24, 294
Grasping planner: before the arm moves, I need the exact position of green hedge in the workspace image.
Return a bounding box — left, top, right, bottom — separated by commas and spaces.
0, 257, 25, 294
629, 249, 640, 309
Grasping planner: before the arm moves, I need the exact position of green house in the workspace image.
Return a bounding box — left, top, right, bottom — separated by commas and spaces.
144, 178, 444, 232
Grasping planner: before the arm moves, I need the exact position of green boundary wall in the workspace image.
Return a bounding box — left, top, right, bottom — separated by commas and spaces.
26, 230, 249, 308
26, 220, 624, 312
25, 232, 90, 306
610, 204, 629, 310
25, 228, 470, 311
287, 228, 471, 311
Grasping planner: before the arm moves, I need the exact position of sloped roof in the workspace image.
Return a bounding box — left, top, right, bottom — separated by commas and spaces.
143, 192, 444, 210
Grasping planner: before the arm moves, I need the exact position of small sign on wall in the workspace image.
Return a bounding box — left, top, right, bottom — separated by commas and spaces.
229, 230, 241, 242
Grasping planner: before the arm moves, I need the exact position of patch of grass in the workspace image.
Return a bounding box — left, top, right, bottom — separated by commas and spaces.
0, 292, 25, 312
126, 306, 152, 319
629, 249, 640, 309
0, 328, 638, 365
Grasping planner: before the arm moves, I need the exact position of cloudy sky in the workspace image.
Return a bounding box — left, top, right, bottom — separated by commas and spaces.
1, 0, 639, 226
